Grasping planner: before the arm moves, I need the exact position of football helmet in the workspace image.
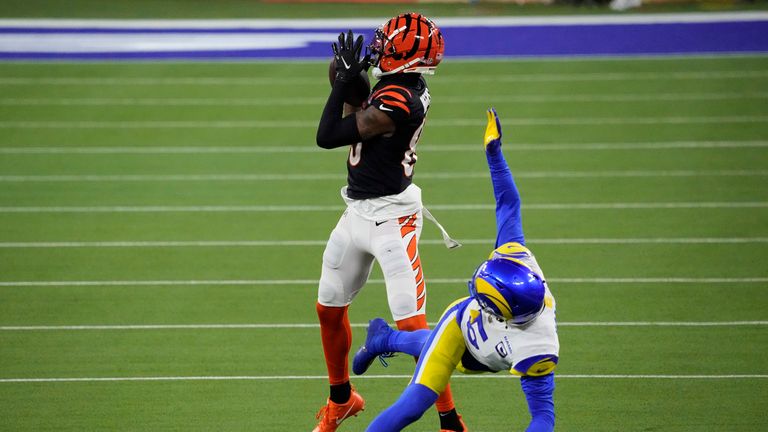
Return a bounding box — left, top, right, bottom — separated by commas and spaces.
468, 258, 546, 326
369, 12, 444, 78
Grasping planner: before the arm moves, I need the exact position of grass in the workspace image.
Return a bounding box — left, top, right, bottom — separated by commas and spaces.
0, 55, 767, 431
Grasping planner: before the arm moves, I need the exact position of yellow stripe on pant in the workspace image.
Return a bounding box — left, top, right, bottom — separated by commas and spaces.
411, 306, 467, 394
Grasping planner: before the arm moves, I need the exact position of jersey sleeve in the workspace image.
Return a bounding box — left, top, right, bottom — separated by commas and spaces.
511, 354, 559, 377
487, 145, 525, 246
369, 84, 414, 124
520, 374, 556, 432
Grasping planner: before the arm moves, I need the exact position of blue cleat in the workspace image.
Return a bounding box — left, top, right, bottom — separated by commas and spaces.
352, 318, 395, 375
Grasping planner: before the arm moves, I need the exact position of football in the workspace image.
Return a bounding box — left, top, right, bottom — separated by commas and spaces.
329, 57, 371, 107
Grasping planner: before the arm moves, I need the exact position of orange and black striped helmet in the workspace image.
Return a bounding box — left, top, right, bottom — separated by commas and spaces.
370, 13, 444, 78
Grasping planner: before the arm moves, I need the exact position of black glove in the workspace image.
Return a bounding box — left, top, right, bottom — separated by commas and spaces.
332, 30, 371, 83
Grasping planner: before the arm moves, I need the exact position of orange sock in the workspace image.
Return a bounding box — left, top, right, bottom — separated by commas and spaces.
395, 314, 428, 332
396, 314, 456, 412
435, 384, 456, 412
316, 302, 352, 385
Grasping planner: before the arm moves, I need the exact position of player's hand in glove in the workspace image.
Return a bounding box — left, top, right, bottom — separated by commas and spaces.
484, 107, 503, 153
332, 30, 371, 83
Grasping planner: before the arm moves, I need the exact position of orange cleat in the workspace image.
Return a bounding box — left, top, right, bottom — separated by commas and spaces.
312, 389, 365, 432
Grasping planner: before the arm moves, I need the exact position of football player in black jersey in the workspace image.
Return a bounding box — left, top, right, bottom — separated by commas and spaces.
312, 13, 465, 432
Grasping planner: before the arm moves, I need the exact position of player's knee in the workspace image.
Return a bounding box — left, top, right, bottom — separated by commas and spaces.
388, 288, 420, 320
322, 229, 351, 269
319, 229, 357, 306
318, 268, 346, 306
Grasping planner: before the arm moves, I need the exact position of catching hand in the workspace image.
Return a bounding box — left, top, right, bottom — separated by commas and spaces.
332, 30, 371, 83
484, 108, 503, 152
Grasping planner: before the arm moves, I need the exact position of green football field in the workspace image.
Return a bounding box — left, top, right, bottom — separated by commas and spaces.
1, 55, 767, 431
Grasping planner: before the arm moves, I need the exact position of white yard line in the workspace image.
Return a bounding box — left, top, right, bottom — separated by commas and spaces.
437, 70, 768, 83
0, 277, 766, 287
0, 202, 766, 213
0, 173, 343, 182
3, 13, 767, 28
1, 92, 764, 106
537, 278, 768, 283
0, 321, 765, 331
0, 70, 766, 86
0, 374, 765, 383
1, 238, 766, 249
1, 115, 766, 129
557, 321, 768, 326
0, 97, 325, 106
3, 53, 766, 66
1, 170, 766, 183
2, 141, 765, 154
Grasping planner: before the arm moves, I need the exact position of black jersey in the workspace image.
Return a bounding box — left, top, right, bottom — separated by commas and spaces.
345, 73, 430, 200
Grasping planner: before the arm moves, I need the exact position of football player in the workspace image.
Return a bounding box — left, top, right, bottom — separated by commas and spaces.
352, 109, 560, 432
313, 13, 466, 432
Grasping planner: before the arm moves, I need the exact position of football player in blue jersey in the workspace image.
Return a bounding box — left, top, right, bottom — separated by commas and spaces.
352, 109, 560, 432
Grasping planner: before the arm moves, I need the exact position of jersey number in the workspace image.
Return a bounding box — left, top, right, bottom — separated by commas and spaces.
401, 120, 424, 178
466, 314, 489, 350
348, 142, 362, 166
347, 123, 425, 177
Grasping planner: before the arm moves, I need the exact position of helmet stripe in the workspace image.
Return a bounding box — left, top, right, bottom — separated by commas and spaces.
474, 278, 514, 319
404, 14, 423, 61
423, 25, 434, 65
403, 13, 413, 44
395, 15, 404, 40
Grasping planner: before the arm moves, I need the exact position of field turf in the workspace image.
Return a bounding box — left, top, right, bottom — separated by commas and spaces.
0, 55, 767, 431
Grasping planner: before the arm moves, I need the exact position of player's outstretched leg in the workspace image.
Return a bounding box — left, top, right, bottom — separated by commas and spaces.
353, 318, 395, 375
353, 318, 434, 375
395, 316, 466, 432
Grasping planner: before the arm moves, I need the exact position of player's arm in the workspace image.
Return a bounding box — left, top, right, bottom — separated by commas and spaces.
342, 103, 361, 117
316, 86, 395, 149
316, 31, 395, 149
520, 374, 556, 432
484, 108, 525, 247
356, 105, 395, 138
510, 354, 557, 432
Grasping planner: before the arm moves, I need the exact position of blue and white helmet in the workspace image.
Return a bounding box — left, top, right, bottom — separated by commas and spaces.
468, 258, 546, 326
